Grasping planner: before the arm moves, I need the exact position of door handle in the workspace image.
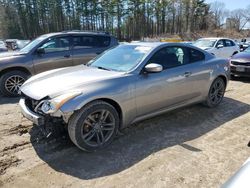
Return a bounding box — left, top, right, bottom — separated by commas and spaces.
64, 54, 71, 58
184, 71, 192, 77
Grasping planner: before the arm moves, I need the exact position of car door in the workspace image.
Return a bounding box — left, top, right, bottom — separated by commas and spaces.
32, 36, 73, 74
214, 39, 224, 58
224, 39, 237, 57
135, 46, 206, 117
72, 35, 111, 66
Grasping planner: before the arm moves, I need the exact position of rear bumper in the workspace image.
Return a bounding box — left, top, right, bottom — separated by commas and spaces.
19, 98, 45, 126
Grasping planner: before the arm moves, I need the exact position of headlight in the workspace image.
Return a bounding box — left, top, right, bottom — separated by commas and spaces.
41, 92, 81, 114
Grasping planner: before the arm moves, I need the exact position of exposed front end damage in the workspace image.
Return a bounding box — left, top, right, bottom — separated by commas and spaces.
19, 95, 72, 137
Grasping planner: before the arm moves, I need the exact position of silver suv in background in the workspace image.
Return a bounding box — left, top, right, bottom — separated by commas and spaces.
0, 31, 118, 96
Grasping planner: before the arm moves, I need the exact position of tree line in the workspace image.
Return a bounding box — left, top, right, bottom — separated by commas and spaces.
0, 0, 249, 40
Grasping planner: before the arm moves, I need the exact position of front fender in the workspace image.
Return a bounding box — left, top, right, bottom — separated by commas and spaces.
59, 76, 137, 128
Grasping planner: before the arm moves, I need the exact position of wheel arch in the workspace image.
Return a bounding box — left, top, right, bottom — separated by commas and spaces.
217, 75, 228, 87
0, 67, 31, 77
90, 98, 123, 124
67, 97, 123, 128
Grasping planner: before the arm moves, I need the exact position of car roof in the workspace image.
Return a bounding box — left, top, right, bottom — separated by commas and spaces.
125, 42, 165, 47
121, 42, 199, 49
40, 31, 112, 38
198, 37, 234, 41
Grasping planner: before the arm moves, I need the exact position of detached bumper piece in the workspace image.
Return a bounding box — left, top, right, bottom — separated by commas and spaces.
19, 98, 45, 126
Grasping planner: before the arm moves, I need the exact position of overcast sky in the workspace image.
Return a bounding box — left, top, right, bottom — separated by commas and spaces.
205, 0, 250, 10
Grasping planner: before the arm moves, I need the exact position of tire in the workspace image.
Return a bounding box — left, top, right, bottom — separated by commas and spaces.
204, 77, 226, 108
0, 70, 29, 97
68, 100, 120, 151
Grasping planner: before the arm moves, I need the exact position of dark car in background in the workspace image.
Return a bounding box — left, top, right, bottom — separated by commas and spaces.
0, 31, 118, 96
230, 46, 250, 78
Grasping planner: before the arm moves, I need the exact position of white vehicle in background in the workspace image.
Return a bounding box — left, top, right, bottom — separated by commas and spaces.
193, 38, 239, 58
0, 40, 8, 52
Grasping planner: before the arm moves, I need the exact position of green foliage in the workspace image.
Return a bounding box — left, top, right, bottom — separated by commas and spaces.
0, 0, 212, 40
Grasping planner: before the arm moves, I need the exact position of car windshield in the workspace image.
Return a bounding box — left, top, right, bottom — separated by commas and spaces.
19, 35, 47, 53
193, 39, 217, 48
17, 40, 30, 49
88, 44, 152, 72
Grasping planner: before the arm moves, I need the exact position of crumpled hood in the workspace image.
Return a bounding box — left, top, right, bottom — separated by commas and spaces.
21, 65, 124, 100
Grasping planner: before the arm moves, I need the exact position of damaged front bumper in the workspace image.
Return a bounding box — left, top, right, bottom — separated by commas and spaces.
19, 98, 73, 125
19, 98, 45, 126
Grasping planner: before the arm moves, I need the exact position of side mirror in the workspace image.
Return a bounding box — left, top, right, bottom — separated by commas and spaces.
217, 44, 224, 49
36, 47, 45, 54
144, 63, 163, 73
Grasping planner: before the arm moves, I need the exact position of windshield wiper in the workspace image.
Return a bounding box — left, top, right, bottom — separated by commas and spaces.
96, 66, 111, 71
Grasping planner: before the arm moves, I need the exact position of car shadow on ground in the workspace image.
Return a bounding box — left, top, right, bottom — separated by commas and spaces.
30, 97, 250, 180
231, 77, 250, 83
0, 95, 19, 105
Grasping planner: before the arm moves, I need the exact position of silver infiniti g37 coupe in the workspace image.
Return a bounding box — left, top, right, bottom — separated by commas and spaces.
19, 42, 230, 151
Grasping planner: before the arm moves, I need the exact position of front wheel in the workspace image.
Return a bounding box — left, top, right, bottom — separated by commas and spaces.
204, 77, 226, 108
0, 70, 28, 97
68, 100, 119, 151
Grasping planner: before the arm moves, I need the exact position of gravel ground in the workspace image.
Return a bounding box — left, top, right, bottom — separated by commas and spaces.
0, 78, 249, 188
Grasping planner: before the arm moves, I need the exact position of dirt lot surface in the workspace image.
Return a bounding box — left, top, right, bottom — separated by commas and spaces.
0, 78, 249, 188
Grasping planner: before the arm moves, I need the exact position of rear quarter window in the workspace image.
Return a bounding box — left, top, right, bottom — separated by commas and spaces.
189, 48, 205, 63
73, 35, 111, 48
230, 40, 236, 46
96, 36, 111, 47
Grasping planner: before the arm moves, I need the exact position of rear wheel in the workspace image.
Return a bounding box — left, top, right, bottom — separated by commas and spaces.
0, 70, 28, 97
68, 100, 119, 151
205, 77, 226, 108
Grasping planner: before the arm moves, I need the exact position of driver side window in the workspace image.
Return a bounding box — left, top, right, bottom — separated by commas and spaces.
40, 37, 70, 53
216, 40, 224, 47
149, 47, 186, 70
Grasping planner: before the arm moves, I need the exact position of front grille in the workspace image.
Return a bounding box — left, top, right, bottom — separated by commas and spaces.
231, 61, 250, 66
25, 98, 40, 112
21, 93, 40, 113
231, 66, 250, 71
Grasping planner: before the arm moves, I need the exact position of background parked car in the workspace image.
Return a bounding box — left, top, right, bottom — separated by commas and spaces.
238, 38, 250, 52
230, 46, 250, 78
5, 39, 30, 50
0, 40, 8, 52
19, 42, 230, 151
0, 31, 118, 97
5, 39, 18, 50
239, 43, 250, 52
193, 37, 239, 58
